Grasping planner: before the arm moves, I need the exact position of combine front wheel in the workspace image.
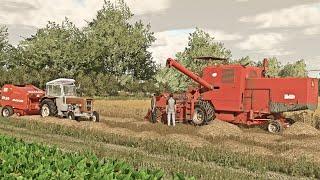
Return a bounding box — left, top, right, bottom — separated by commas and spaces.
192, 106, 207, 125
192, 101, 215, 126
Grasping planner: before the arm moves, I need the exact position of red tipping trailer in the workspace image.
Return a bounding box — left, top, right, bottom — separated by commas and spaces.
0, 84, 45, 117
146, 58, 319, 133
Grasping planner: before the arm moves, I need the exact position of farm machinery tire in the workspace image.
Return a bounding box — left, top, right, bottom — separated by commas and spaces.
1, 106, 14, 117
67, 112, 76, 120
40, 99, 58, 117
91, 111, 100, 122
267, 120, 283, 133
192, 101, 215, 126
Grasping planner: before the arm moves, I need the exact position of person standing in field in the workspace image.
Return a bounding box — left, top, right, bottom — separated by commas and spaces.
166, 93, 176, 126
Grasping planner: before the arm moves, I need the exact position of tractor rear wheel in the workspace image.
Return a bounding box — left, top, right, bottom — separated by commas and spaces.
1, 106, 14, 117
40, 99, 58, 117
267, 120, 283, 133
192, 101, 215, 126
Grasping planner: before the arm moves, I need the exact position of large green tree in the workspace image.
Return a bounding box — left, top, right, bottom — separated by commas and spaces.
156, 28, 232, 92
264, 57, 281, 77
0, 25, 9, 66
83, 0, 156, 80
279, 60, 307, 77
0, 0, 157, 95
20, 18, 84, 77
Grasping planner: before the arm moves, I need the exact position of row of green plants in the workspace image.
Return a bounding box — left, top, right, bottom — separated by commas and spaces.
0, 134, 168, 179
0, 120, 257, 179
1, 117, 320, 179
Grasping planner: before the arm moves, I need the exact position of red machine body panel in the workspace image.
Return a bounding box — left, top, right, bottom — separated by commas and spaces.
146, 58, 319, 129
0, 84, 45, 116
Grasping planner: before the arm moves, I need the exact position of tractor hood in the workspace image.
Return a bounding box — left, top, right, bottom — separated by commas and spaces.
66, 97, 93, 112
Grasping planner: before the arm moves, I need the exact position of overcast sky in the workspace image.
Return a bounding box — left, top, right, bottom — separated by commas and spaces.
1, 0, 320, 77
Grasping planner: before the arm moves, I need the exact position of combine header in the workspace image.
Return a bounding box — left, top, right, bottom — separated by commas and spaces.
146, 58, 318, 133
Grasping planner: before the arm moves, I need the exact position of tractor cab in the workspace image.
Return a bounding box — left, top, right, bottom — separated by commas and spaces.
46, 78, 77, 97
40, 78, 99, 122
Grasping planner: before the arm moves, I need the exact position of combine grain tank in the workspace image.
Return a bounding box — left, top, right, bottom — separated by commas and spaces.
0, 84, 45, 117
146, 58, 319, 133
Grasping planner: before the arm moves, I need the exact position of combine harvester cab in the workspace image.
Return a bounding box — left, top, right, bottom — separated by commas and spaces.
146, 57, 319, 133
0, 84, 45, 117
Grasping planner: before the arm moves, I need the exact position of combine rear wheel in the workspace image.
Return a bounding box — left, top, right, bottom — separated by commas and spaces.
267, 120, 283, 133
40, 99, 58, 117
192, 101, 215, 126
1, 106, 14, 117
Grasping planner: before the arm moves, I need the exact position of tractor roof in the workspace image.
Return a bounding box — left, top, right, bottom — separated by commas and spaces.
46, 78, 75, 86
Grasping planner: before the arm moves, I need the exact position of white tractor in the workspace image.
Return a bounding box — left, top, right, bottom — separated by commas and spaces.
40, 78, 99, 122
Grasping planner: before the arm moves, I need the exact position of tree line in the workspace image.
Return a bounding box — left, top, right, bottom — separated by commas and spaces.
0, 0, 315, 96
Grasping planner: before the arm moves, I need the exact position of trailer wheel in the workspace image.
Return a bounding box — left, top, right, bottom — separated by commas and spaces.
67, 112, 75, 120
91, 111, 100, 122
1, 106, 14, 117
267, 120, 283, 133
40, 99, 58, 117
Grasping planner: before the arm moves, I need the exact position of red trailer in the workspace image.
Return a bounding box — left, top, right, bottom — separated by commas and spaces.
0, 84, 45, 117
146, 58, 319, 133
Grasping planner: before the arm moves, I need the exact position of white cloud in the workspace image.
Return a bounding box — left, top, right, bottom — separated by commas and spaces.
240, 3, 320, 28
206, 30, 243, 41
149, 30, 189, 65
237, 33, 291, 56
238, 33, 285, 50
149, 28, 244, 64
304, 26, 320, 35
0, 0, 170, 28
125, 0, 170, 15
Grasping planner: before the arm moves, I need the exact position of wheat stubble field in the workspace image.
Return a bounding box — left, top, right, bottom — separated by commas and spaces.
0, 99, 320, 179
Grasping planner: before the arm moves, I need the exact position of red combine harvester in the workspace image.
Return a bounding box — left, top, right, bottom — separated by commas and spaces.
0, 84, 45, 117
146, 57, 319, 133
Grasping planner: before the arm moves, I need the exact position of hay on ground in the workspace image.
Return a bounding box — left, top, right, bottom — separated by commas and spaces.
165, 133, 209, 148
284, 122, 320, 136
198, 120, 242, 138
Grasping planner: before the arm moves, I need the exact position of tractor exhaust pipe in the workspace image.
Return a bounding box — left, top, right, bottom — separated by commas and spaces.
166, 58, 213, 90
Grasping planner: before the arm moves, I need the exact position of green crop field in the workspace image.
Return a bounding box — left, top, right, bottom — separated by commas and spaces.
0, 134, 188, 179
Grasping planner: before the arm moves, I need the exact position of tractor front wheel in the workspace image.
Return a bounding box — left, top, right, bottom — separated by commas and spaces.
1, 106, 14, 117
91, 111, 100, 122
67, 112, 76, 120
40, 99, 58, 117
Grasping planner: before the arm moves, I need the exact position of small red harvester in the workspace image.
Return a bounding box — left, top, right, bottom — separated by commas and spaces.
0, 84, 45, 117
146, 57, 319, 133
